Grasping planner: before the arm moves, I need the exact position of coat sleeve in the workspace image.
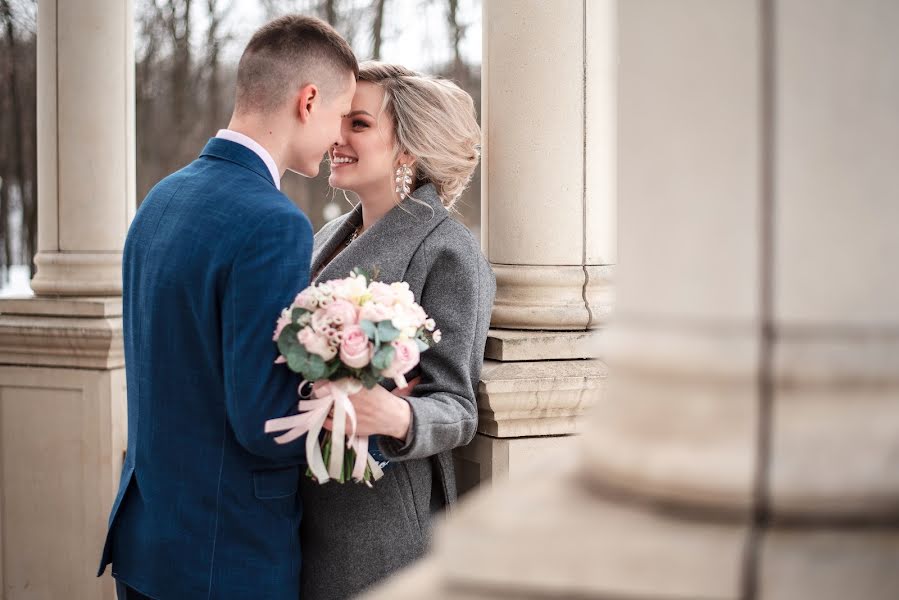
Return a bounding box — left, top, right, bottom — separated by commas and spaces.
222, 207, 314, 461
378, 239, 496, 461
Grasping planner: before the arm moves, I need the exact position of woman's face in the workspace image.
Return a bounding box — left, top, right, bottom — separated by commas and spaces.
328, 81, 399, 198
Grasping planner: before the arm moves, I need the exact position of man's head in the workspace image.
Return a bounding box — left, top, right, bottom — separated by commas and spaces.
233, 15, 358, 177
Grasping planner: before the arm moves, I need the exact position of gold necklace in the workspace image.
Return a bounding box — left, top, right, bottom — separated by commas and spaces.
345, 225, 363, 247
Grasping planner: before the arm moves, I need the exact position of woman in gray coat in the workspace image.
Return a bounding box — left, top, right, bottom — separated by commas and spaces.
298, 62, 495, 599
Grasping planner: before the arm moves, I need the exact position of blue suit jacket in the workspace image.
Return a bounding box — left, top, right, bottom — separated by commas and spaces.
98, 138, 313, 599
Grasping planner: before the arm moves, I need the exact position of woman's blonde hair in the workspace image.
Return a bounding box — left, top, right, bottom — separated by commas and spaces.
358, 61, 481, 209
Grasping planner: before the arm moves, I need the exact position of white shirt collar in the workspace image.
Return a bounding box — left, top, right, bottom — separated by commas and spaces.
215, 129, 281, 190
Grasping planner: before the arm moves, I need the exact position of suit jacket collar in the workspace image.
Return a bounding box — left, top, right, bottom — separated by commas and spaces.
200, 137, 276, 188
311, 183, 449, 284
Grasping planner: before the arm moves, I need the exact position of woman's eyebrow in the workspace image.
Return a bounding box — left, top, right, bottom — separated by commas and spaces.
345, 110, 374, 118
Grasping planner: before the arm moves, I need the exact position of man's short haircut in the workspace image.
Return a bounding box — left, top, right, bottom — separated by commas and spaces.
234, 15, 358, 115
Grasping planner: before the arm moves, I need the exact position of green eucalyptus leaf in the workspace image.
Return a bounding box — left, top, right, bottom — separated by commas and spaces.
359, 369, 379, 389
377, 321, 400, 343
371, 344, 396, 371
286, 347, 308, 373
277, 325, 299, 356
304, 353, 328, 381
359, 319, 378, 341
415, 338, 429, 352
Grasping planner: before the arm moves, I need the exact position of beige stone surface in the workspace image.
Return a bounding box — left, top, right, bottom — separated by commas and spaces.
616, 0, 761, 323
758, 529, 899, 600
32, 0, 135, 296
585, 0, 617, 267
604, 317, 760, 379
476, 359, 604, 437
0, 366, 125, 600
432, 472, 747, 599
484, 329, 600, 361
769, 328, 899, 518
453, 433, 581, 496
0, 313, 124, 369
490, 264, 596, 330
770, 386, 899, 519
483, 0, 585, 267
581, 366, 758, 514
774, 0, 899, 326
31, 253, 127, 297
0, 296, 122, 318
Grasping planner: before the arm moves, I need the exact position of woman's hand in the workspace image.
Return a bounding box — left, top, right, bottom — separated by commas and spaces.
323, 382, 415, 441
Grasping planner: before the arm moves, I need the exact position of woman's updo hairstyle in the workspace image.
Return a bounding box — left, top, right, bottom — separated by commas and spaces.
357, 61, 481, 209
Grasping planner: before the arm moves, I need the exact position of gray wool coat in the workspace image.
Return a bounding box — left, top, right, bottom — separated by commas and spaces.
298, 183, 496, 600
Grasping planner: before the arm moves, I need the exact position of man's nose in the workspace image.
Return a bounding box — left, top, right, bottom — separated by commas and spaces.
334, 128, 347, 147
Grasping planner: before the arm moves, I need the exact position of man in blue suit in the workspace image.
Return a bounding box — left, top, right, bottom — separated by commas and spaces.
98, 16, 357, 599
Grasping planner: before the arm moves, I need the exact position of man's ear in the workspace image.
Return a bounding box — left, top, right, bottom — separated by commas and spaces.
296, 83, 319, 124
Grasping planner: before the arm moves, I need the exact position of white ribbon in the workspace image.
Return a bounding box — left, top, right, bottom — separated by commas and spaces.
264, 378, 384, 484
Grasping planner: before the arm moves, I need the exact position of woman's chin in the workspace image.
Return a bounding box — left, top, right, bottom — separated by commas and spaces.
328, 172, 349, 191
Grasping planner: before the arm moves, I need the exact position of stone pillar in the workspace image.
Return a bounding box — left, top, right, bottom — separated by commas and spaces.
369, 0, 899, 598
30, 0, 136, 296
0, 1, 133, 598
453, 0, 613, 493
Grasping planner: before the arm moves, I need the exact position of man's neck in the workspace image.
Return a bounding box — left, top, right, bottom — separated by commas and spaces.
225, 117, 287, 178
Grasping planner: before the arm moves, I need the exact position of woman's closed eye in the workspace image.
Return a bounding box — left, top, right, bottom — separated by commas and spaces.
351, 119, 369, 130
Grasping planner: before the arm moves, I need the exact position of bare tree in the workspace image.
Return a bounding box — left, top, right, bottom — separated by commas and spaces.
371, 0, 386, 60
445, 0, 466, 82
203, 0, 231, 135
164, 0, 194, 135
0, 0, 36, 272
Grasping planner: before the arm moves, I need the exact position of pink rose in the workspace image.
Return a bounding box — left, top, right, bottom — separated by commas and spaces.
339, 325, 373, 369
272, 309, 292, 341
298, 326, 337, 361
324, 299, 358, 327
359, 302, 393, 323
293, 288, 318, 311
381, 339, 420, 379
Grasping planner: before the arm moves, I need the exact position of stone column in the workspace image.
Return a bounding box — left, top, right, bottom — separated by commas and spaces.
369, 0, 899, 598
453, 0, 613, 493
0, 1, 133, 598
30, 0, 136, 296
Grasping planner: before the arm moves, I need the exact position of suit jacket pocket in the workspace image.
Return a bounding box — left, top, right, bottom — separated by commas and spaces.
253, 465, 300, 499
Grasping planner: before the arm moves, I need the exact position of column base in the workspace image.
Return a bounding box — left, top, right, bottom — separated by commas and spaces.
0, 297, 123, 369
491, 264, 612, 330
0, 296, 125, 600
477, 358, 605, 437
31, 251, 123, 296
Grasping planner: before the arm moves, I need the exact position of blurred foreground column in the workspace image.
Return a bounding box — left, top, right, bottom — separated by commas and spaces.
452, 0, 613, 492
0, 1, 133, 598
371, 0, 899, 598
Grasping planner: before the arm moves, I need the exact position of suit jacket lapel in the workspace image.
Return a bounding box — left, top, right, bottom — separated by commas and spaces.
312, 183, 449, 285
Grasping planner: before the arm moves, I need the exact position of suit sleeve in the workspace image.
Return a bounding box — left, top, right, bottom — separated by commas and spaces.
378, 242, 496, 461
222, 208, 314, 461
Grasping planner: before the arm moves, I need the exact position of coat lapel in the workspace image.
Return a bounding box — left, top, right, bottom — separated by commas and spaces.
312, 183, 449, 285
310, 205, 361, 278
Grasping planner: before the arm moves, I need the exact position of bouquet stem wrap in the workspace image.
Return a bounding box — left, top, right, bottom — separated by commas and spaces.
264, 378, 384, 484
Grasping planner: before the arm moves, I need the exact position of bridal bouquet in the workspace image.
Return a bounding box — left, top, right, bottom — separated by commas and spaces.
264, 269, 440, 486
